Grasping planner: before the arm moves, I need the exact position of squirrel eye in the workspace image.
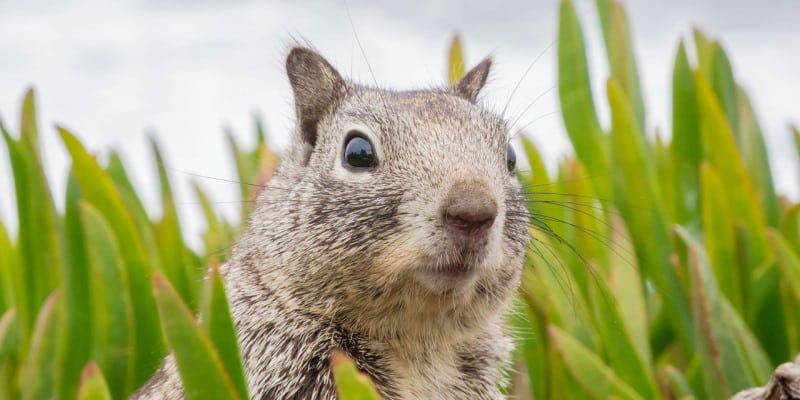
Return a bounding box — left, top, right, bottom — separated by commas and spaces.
507, 144, 516, 173
343, 133, 377, 169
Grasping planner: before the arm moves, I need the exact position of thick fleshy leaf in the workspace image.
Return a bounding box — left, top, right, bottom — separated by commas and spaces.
0, 308, 20, 399
76, 363, 112, 400
153, 274, 240, 400
561, 159, 609, 284
653, 131, 676, 221
2, 102, 62, 345
447, 35, 466, 84
518, 134, 550, 189
152, 138, 199, 310
596, 0, 646, 131
79, 202, 135, 397
193, 184, 236, 263
557, 0, 610, 198
692, 29, 713, 82
199, 263, 249, 399
19, 291, 61, 400
509, 296, 548, 400
770, 230, 800, 312
707, 42, 740, 142
694, 74, 788, 361
677, 228, 763, 396
548, 325, 645, 399
670, 41, 701, 224
0, 132, 37, 339
781, 203, 800, 257
608, 78, 693, 352
331, 350, 381, 400
607, 214, 652, 368
226, 122, 276, 223
771, 228, 800, 352
661, 365, 694, 399
56, 174, 93, 400
106, 153, 149, 221
588, 274, 660, 398
738, 87, 779, 227
0, 222, 15, 316
59, 128, 165, 385
105, 153, 166, 279
699, 163, 742, 312
523, 228, 591, 334
695, 73, 768, 265
548, 160, 592, 299
720, 300, 773, 385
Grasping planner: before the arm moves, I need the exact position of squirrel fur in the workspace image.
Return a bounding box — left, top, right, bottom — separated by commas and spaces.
134, 46, 530, 400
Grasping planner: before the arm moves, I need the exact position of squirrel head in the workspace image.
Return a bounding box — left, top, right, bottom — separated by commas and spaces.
239, 46, 530, 341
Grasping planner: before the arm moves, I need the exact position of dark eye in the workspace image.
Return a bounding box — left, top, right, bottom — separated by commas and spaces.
506, 144, 516, 173
343, 133, 377, 169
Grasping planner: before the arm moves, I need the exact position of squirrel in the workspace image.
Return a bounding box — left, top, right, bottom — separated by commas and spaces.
134, 46, 531, 399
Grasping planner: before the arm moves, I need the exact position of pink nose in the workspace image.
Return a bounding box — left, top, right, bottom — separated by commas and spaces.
442, 181, 498, 247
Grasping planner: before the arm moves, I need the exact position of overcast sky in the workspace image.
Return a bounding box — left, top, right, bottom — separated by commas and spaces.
0, 0, 798, 243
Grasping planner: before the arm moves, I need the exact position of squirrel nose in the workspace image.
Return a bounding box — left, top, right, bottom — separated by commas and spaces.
442, 181, 498, 247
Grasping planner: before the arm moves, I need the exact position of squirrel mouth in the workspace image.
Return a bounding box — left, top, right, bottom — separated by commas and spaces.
417, 262, 479, 294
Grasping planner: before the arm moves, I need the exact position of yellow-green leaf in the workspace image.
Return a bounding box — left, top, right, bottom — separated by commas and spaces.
152, 138, 198, 310
670, 41, 701, 224
548, 325, 645, 400
0, 308, 20, 399
447, 35, 466, 84
677, 228, 762, 396
588, 275, 660, 399
607, 214, 651, 368
153, 274, 240, 400
770, 229, 800, 310
200, 263, 249, 399
332, 350, 381, 400
57, 175, 93, 400
558, 0, 610, 198
596, 0, 645, 131
79, 202, 135, 397
59, 128, 165, 385
20, 291, 61, 400
608, 78, 693, 351
695, 72, 768, 265
738, 87, 779, 227
76, 363, 112, 400
2, 102, 62, 346
699, 163, 742, 312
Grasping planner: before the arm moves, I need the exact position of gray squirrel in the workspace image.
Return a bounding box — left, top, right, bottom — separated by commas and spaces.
134, 46, 530, 399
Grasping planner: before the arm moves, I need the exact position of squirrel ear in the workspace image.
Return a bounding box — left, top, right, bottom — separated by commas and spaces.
286, 47, 345, 147
454, 57, 492, 102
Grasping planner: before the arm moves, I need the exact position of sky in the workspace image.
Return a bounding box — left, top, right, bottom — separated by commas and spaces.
0, 0, 798, 245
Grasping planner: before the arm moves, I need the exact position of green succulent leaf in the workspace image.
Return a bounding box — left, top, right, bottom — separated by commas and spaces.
670, 40, 701, 224
0, 308, 20, 399
76, 363, 112, 400
607, 77, 693, 352
79, 201, 135, 397
153, 273, 241, 400
59, 127, 165, 386
19, 291, 61, 400
558, 0, 610, 198
199, 263, 249, 399
549, 325, 645, 400
447, 34, 466, 84
332, 350, 382, 400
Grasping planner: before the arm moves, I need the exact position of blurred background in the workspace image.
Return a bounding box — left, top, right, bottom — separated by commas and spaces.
0, 0, 798, 245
